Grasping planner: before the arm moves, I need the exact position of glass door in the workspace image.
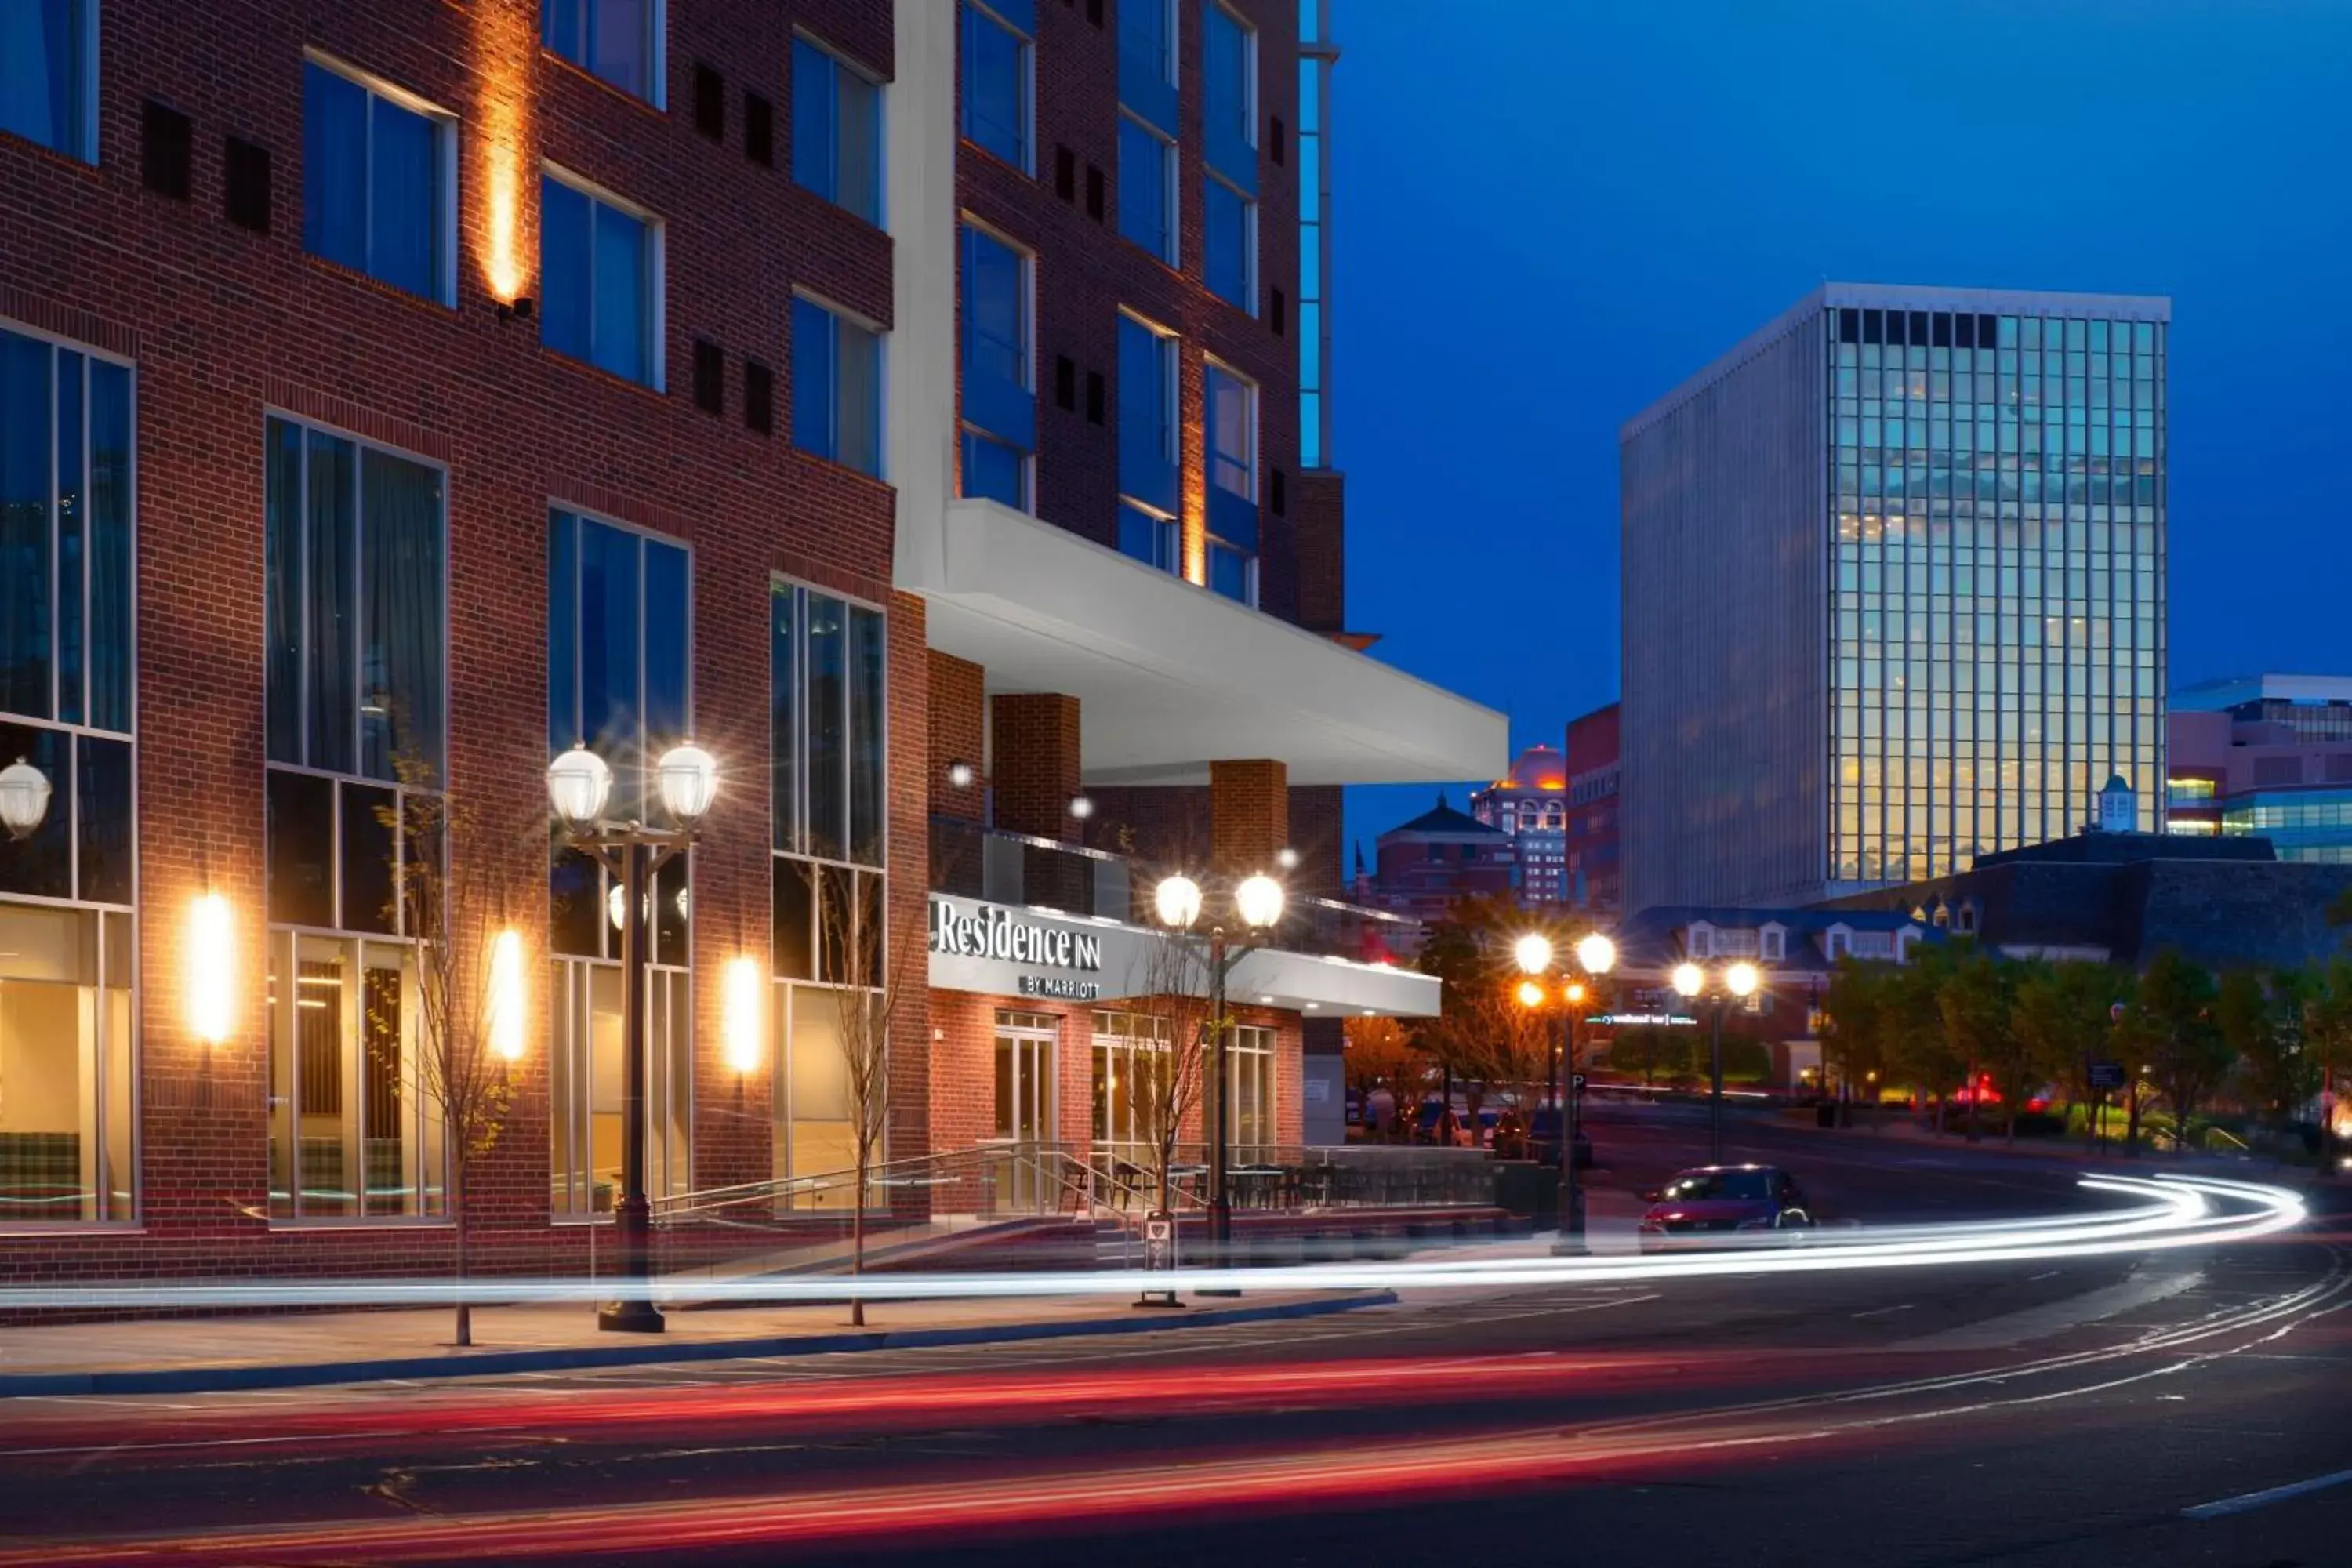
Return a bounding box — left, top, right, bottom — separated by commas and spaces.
992, 1011, 1057, 1212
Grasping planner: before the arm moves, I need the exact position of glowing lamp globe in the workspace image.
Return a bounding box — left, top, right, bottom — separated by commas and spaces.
1512, 933, 1554, 976
1671, 962, 1704, 999
1726, 960, 1761, 998
1234, 873, 1286, 931
0, 757, 52, 840
655, 742, 720, 827
1153, 875, 1203, 930
546, 745, 612, 831
1576, 931, 1617, 976
1515, 978, 1547, 1009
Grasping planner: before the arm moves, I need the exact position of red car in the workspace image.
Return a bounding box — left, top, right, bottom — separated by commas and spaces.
1638, 1164, 1815, 1248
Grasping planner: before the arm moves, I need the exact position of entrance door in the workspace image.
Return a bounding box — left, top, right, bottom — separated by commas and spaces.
993, 1011, 1058, 1211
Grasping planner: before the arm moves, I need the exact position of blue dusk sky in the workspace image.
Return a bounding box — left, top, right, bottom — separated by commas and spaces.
1334, 0, 2352, 859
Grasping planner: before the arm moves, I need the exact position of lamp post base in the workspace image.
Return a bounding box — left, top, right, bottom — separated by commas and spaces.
597, 1299, 666, 1334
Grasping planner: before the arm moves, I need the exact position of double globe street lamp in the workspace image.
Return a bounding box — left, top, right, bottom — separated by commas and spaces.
1513, 931, 1616, 1251
548, 739, 720, 1334
0, 757, 54, 842
1672, 959, 1761, 1165
1152, 869, 1285, 1258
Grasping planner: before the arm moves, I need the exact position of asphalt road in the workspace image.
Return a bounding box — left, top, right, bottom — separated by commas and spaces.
2, 1107, 2345, 1568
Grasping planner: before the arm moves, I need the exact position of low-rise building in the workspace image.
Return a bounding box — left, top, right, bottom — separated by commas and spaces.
2169, 675, 2352, 863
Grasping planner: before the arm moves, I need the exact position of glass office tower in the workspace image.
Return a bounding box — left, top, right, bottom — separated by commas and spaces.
1620, 285, 2168, 911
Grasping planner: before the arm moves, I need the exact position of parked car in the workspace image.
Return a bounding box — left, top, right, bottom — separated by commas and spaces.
1637, 1165, 1813, 1248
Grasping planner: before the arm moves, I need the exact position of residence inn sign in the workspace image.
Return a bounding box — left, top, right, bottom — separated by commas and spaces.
927, 895, 1118, 1000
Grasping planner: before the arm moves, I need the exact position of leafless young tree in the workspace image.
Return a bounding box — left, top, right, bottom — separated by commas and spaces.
372, 764, 532, 1348
820, 869, 920, 1327
1127, 931, 1217, 1225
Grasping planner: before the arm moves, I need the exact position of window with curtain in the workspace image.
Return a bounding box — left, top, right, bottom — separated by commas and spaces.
540, 169, 659, 387
960, 0, 1031, 172
1116, 114, 1175, 264
541, 0, 662, 103
792, 297, 883, 477
301, 59, 452, 303
547, 508, 692, 963
771, 581, 885, 989
791, 38, 882, 223
958, 223, 1031, 511
0, 0, 93, 162
1116, 313, 1179, 573
1203, 4, 1254, 153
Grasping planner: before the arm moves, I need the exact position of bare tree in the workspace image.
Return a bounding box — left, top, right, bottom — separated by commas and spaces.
820, 869, 920, 1327
1127, 931, 1216, 1223
372, 765, 530, 1348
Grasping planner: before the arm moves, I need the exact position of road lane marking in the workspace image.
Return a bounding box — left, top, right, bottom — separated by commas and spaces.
1849, 1304, 1914, 1319
2182, 1465, 2352, 1519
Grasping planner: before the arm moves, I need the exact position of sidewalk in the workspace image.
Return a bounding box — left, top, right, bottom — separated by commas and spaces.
0, 1288, 1395, 1399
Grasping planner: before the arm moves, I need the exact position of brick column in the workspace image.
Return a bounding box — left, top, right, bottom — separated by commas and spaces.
990, 693, 1087, 913
927, 652, 988, 902
1210, 760, 1289, 877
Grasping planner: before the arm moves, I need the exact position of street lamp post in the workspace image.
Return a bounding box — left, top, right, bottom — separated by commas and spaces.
548, 740, 719, 1334
1674, 959, 1760, 1164
1153, 871, 1284, 1265
1514, 931, 1616, 1252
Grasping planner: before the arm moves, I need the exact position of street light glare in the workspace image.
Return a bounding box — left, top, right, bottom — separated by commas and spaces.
1235, 873, 1286, 931
1575, 931, 1617, 975
1513, 933, 1553, 975
655, 742, 720, 827
1671, 962, 1704, 998
1153, 874, 1203, 930
1726, 960, 1761, 997
546, 745, 614, 829
1515, 978, 1547, 1009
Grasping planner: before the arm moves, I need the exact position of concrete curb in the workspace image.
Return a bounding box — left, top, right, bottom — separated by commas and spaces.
0, 1290, 1398, 1399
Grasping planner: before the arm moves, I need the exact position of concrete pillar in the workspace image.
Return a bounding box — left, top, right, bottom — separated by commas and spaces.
1210, 760, 1289, 878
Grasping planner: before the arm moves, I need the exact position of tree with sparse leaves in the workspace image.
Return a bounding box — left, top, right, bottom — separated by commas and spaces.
820, 872, 920, 1327
1126, 931, 1217, 1224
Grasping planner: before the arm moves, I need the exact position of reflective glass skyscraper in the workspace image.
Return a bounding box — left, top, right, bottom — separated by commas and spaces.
1620, 285, 2169, 910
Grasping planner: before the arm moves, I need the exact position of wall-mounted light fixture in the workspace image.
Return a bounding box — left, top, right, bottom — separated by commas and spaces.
497, 295, 535, 323
1276, 846, 1300, 871
1068, 794, 1094, 821
187, 892, 236, 1044
945, 760, 975, 790
488, 928, 526, 1061
723, 954, 764, 1074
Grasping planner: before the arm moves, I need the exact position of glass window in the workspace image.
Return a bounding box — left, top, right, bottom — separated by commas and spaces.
961, 429, 1025, 510
959, 223, 1031, 509
1092, 1011, 1170, 1157
1207, 363, 1255, 501
792, 298, 883, 477
263, 417, 447, 784
1118, 312, 1178, 541
1, 330, 132, 736
265, 933, 441, 1219
548, 957, 691, 1216
1117, 0, 1174, 93
1118, 502, 1178, 572
960, 1, 1031, 172
302, 60, 451, 303
1206, 176, 1254, 310
0, 905, 132, 1221
1203, 2, 1255, 151
1229, 1023, 1272, 1160
0, 0, 93, 161
540, 170, 659, 387
548, 507, 691, 835
541, 0, 660, 103
771, 581, 885, 871
1117, 114, 1175, 263
792, 38, 882, 223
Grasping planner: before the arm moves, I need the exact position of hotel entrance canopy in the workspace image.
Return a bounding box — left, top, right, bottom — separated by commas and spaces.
902, 499, 1507, 789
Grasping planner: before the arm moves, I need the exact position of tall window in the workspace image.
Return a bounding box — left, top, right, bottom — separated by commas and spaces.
542, 0, 662, 103
0, 0, 94, 161
793, 297, 883, 477
1117, 0, 1175, 107
0, 323, 134, 1223
1205, 177, 1254, 311
1116, 312, 1179, 573
1092, 1011, 1169, 1161
1228, 1024, 1272, 1160
541, 169, 661, 388
791, 38, 882, 224
1116, 115, 1176, 265
1205, 361, 1258, 604
263, 416, 446, 1222
302, 58, 454, 303
960, 0, 1032, 173
772, 582, 886, 1207
960, 223, 1032, 511
546, 509, 695, 1217
1203, 4, 1256, 156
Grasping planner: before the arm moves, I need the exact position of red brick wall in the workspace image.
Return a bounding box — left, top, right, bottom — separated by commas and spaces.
1210, 760, 1288, 877
989, 691, 1083, 840
1294, 470, 1346, 633
956, 0, 1307, 620
927, 650, 987, 824
0, 0, 905, 1283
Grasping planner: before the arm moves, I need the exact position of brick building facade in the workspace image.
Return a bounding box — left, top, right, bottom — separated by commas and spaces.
0, 0, 1502, 1289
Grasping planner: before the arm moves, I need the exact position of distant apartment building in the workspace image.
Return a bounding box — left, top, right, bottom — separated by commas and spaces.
1621, 285, 2169, 913
1356, 795, 1515, 936
1565, 702, 1622, 916
2169, 675, 2352, 863
1469, 745, 1570, 906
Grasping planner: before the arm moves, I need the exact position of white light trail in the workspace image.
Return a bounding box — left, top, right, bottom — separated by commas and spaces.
0, 1176, 2299, 1313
